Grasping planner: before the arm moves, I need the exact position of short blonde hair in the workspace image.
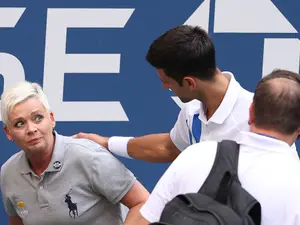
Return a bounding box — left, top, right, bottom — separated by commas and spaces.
1, 81, 51, 125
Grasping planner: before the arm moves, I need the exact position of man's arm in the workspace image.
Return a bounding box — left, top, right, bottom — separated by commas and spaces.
120, 181, 150, 225
9, 216, 23, 225
74, 133, 180, 162
127, 134, 180, 162
74, 105, 191, 162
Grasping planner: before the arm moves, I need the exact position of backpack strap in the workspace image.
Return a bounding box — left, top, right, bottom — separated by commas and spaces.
198, 140, 240, 201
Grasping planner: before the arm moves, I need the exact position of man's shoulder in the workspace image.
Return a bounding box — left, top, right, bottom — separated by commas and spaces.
178, 141, 218, 165
166, 141, 219, 194
183, 141, 218, 154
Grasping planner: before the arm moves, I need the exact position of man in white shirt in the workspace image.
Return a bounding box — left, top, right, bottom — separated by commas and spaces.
138, 69, 300, 225
74, 25, 254, 162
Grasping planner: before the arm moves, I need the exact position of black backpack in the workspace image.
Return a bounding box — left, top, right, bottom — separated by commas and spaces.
150, 140, 261, 225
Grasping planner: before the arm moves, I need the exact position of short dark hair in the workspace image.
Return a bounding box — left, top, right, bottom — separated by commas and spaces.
253, 69, 300, 134
146, 25, 216, 85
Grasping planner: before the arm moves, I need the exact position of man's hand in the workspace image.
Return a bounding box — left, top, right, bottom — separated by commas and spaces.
73, 133, 180, 162
73, 133, 109, 149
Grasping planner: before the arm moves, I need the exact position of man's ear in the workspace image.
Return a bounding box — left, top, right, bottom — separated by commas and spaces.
183, 77, 197, 90
296, 127, 300, 140
248, 102, 255, 125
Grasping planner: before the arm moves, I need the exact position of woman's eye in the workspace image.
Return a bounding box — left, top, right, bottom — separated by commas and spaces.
34, 115, 43, 122
14, 121, 24, 128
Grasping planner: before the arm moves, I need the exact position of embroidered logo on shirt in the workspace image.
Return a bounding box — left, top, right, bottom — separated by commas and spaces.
16, 201, 24, 208
16, 201, 28, 216
65, 189, 78, 218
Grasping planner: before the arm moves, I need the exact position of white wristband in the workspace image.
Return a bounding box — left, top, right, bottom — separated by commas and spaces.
108, 136, 134, 159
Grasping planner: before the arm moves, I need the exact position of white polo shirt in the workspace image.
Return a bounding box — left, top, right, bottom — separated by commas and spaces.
140, 132, 300, 225
170, 72, 254, 151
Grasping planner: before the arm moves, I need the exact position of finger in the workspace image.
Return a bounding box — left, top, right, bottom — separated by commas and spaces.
72, 132, 87, 139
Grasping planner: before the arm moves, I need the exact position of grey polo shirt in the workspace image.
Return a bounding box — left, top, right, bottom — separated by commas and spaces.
0, 132, 136, 225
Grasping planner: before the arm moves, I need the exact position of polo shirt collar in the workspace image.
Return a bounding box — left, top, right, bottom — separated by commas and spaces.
19, 153, 33, 174
19, 131, 65, 174
198, 72, 241, 124
238, 131, 299, 159
45, 131, 65, 172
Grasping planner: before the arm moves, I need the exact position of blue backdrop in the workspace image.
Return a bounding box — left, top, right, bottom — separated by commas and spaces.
0, 0, 299, 223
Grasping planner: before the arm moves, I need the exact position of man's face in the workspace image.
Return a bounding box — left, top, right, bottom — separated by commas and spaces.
4, 97, 55, 155
157, 69, 196, 103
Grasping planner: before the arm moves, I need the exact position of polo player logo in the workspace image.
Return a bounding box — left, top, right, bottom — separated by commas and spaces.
65, 189, 78, 218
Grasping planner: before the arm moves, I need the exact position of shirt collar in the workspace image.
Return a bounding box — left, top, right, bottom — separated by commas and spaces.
45, 131, 65, 172
198, 72, 241, 124
238, 131, 299, 159
19, 131, 65, 174
19, 152, 33, 174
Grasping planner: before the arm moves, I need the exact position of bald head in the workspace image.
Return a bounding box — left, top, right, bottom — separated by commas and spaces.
253, 69, 300, 134
267, 77, 300, 103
